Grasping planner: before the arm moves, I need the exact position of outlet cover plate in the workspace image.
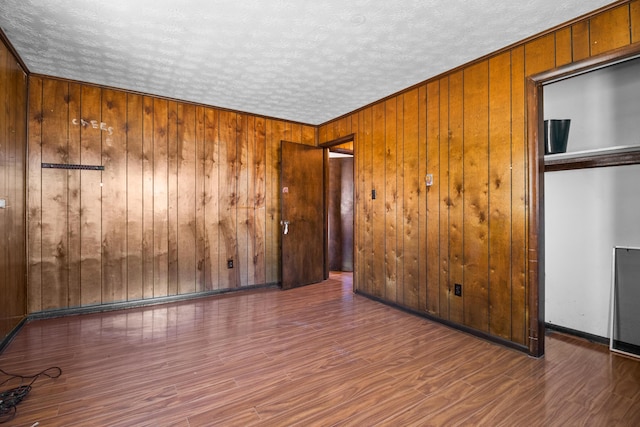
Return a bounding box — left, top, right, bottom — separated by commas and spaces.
454, 283, 462, 297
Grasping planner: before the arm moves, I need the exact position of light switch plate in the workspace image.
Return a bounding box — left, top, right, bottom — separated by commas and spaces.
425, 174, 433, 187
0, 199, 6, 209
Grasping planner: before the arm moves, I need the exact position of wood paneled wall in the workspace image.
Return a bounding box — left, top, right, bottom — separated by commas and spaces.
0, 37, 27, 341
27, 77, 315, 313
319, 1, 640, 349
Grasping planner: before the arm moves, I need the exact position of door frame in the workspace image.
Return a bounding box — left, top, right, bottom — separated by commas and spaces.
526, 43, 640, 357
319, 134, 356, 284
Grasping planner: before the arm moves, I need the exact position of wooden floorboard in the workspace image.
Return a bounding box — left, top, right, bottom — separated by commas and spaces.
1, 272, 639, 426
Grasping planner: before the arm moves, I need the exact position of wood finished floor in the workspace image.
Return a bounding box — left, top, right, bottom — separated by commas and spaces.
1, 272, 639, 426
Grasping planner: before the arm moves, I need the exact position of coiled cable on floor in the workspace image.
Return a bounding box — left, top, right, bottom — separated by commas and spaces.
0, 367, 62, 424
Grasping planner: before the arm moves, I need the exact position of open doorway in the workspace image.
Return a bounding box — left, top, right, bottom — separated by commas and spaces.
328, 151, 354, 273
320, 134, 355, 278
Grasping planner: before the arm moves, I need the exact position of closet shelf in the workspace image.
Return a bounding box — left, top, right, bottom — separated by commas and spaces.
544, 145, 640, 172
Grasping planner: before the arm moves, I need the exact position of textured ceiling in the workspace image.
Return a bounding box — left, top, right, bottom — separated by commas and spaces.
0, 0, 614, 124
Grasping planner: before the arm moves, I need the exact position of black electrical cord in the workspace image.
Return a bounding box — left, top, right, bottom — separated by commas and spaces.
0, 367, 62, 424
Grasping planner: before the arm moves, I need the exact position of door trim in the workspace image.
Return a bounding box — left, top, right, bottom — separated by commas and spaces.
526, 43, 640, 357
319, 133, 355, 149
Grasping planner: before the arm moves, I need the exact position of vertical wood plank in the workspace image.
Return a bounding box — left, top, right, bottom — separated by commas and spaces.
511, 46, 527, 346
438, 77, 451, 319
488, 52, 513, 340
245, 115, 256, 285
218, 110, 238, 288
288, 122, 302, 144
101, 88, 128, 303
589, 4, 631, 56
4, 51, 12, 317
194, 106, 207, 291
264, 119, 274, 285
0, 44, 8, 321
177, 103, 197, 294
126, 93, 144, 301
572, 21, 591, 62
337, 116, 349, 139
555, 27, 573, 67
371, 103, 386, 298
204, 108, 219, 290
301, 125, 316, 146
27, 76, 43, 313
396, 97, 405, 304
18, 63, 27, 315
402, 88, 420, 310
153, 98, 169, 297
318, 125, 327, 145
417, 84, 429, 313
253, 117, 267, 285
66, 83, 82, 308
13, 61, 27, 318
167, 101, 179, 296
0, 50, 20, 326
462, 61, 489, 332
448, 71, 464, 324
351, 112, 360, 290
283, 122, 292, 144
80, 85, 103, 306
384, 98, 398, 302
326, 120, 336, 142
142, 96, 155, 299
425, 81, 440, 315
525, 34, 556, 76
6, 56, 27, 324
362, 108, 374, 296
632, 0, 640, 43
354, 111, 362, 291
237, 114, 250, 287
41, 79, 69, 310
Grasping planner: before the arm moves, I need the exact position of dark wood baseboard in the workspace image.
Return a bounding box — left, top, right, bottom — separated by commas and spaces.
354, 290, 531, 356
545, 322, 609, 346
27, 283, 280, 321
1, 283, 280, 355
0, 316, 28, 354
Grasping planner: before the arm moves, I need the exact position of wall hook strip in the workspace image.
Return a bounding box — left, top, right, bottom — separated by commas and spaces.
41, 163, 104, 171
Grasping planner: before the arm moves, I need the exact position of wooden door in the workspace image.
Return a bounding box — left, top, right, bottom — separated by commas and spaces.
280, 140, 325, 289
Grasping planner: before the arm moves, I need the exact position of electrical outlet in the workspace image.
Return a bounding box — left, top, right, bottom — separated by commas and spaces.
227, 259, 234, 269
454, 283, 462, 297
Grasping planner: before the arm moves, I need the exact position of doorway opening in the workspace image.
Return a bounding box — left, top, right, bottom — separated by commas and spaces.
320, 134, 355, 279
527, 43, 640, 357
328, 151, 354, 273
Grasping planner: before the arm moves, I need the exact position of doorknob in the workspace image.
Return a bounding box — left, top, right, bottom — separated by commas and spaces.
280, 220, 290, 235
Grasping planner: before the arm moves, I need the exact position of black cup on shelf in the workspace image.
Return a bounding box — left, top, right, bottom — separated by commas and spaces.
544, 119, 571, 155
